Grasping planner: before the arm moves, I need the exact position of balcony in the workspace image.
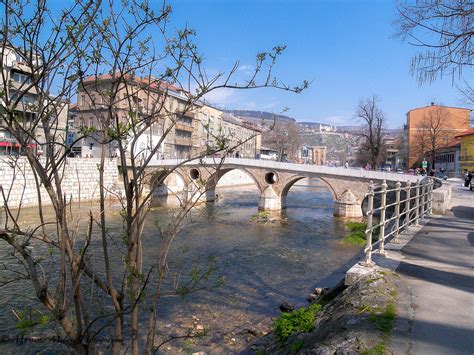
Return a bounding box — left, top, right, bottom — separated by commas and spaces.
175, 123, 194, 132
175, 137, 193, 146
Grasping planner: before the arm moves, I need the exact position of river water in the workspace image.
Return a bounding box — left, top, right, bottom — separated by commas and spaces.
0, 177, 362, 354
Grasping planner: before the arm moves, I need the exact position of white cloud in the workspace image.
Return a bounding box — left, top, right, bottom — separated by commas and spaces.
202, 88, 236, 107
238, 64, 252, 71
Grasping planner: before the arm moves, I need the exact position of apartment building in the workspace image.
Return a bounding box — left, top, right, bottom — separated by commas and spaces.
71, 75, 261, 160
221, 113, 261, 158
71, 75, 201, 159
0, 46, 68, 156
406, 103, 471, 169
199, 104, 225, 154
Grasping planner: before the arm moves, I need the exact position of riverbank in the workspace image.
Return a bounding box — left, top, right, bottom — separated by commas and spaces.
252, 266, 399, 354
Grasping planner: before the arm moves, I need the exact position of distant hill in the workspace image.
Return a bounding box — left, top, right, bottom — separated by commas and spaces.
224, 110, 296, 123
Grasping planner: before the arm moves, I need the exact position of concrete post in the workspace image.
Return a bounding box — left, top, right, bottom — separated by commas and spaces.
377, 180, 388, 256
393, 181, 401, 243
361, 182, 375, 267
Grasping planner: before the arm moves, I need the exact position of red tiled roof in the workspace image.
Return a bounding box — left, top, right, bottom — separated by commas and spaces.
455, 128, 474, 138
82, 74, 182, 93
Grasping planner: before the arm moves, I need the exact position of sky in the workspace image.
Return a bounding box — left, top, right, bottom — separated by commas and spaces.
166, 0, 472, 128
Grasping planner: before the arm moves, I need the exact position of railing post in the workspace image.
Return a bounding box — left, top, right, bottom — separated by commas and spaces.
415, 180, 420, 226
393, 181, 401, 243
403, 181, 412, 232
377, 180, 388, 256
361, 181, 375, 267
421, 181, 426, 218
427, 178, 433, 215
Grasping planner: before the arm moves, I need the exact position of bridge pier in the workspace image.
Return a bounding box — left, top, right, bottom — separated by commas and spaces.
259, 187, 283, 211
333, 189, 363, 218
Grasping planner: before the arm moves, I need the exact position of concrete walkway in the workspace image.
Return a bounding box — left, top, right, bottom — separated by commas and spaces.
390, 179, 474, 355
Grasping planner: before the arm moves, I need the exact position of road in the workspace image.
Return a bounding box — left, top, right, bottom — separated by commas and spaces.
391, 179, 474, 354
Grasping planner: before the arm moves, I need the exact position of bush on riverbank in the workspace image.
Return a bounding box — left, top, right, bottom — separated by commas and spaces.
341, 222, 367, 246
272, 303, 322, 343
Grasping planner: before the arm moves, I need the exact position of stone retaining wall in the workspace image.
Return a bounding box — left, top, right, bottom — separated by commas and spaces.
0, 158, 121, 208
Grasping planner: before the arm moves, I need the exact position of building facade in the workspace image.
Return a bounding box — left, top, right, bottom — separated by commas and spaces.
72, 75, 203, 159
71, 76, 261, 160
434, 140, 461, 177
299, 146, 327, 165
221, 113, 261, 158
455, 128, 474, 173
0, 46, 68, 156
406, 103, 471, 169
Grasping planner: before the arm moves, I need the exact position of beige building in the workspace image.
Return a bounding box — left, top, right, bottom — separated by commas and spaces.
72, 75, 261, 159
221, 113, 261, 158
0, 46, 68, 156
72, 75, 202, 159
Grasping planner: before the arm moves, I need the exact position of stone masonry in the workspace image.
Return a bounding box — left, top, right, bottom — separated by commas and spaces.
0, 158, 121, 209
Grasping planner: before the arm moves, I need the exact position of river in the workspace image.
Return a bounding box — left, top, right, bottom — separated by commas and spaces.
0, 177, 362, 354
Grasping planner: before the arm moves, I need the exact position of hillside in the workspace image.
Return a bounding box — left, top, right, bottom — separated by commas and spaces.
224, 110, 296, 124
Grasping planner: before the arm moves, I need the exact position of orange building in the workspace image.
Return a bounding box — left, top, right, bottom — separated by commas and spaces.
406, 103, 471, 169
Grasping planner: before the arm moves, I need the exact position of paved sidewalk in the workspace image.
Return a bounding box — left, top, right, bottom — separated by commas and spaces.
390, 179, 474, 355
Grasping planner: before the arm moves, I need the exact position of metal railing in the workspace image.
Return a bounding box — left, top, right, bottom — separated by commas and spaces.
361, 178, 434, 267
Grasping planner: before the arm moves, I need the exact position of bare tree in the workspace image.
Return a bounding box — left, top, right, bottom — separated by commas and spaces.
415, 107, 450, 169
0, 1, 307, 354
413, 125, 431, 167
395, 0, 474, 84
356, 96, 386, 169
263, 121, 301, 161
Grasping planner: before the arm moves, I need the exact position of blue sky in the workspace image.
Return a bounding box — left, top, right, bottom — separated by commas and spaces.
168, 0, 472, 128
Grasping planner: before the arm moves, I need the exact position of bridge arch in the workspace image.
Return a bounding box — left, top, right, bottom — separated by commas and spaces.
205, 167, 263, 193
149, 169, 187, 206
280, 175, 337, 201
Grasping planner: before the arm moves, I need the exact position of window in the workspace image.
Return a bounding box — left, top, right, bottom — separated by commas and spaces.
12, 72, 31, 84
80, 95, 86, 107
89, 117, 94, 127
22, 94, 36, 104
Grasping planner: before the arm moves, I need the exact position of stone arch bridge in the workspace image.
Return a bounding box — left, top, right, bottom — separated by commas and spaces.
144, 158, 420, 218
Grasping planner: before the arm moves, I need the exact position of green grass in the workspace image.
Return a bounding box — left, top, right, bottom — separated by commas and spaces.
362, 342, 386, 355
368, 303, 396, 334
251, 211, 271, 222
290, 340, 305, 353
341, 222, 367, 246
272, 303, 322, 344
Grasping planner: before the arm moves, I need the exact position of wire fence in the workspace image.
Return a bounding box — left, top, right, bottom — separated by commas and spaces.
361, 178, 434, 267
